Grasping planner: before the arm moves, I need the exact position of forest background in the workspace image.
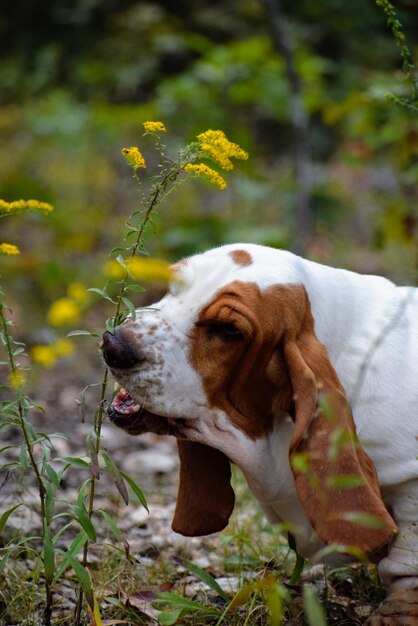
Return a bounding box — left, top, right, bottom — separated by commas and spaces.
1, 0, 418, 624
2, 0, 418, 308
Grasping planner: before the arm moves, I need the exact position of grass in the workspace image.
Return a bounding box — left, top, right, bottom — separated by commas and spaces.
0, 467, 386, 625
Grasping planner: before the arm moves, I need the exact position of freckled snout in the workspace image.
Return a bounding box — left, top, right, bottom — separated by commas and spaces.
102, 329, 142, 370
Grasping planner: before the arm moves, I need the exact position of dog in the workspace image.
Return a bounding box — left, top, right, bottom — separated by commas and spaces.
102, 243, 418, 624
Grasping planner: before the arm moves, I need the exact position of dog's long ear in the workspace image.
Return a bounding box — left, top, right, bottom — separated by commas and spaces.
172, 440, 235, 536
283, 323, 397, 556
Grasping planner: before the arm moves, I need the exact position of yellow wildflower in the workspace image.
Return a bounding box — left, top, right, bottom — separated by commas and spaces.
31, 345, 57, 368
0, 199, 53, 217
0, 242, 20, 255
67, 282, 90, 306
47, 297, 81, 326
143, 121, 167, 133
121, 147, 146, 170
198, 142, 234, 171
183, 163, 227, 189
8, 370, 26, 389
197, 130, 248, 170
127, 257, 175, 283
31, 338, 75, 368
52, 338, 75, 358
104, 259, 125, 279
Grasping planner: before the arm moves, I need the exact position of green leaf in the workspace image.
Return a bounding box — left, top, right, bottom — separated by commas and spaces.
264, 586, 286, 626
105, 318, 118, 334
101, 451, 129, 505
98, 509, 121, 541
62, 456, 90, 469
312, 543, 366, 563
0, 504, 22, 534
12, 347, 25, 356
303, 586, 327, 626
52, 521, 78, 544
120, 471, 148, 511
89, 288, 117, 304
110, 246, 129, 255
56, 549, 93, 607
157, 592, 217, 613
47, 432, 70, 442
158, 609, 184, 625
72, 505, 97, 542
326, 475, 366, 489
104, 597, 126, 609
45, 480, 56, 524
124, 284, 145, 293
88, 287, 108, 298
122, 297, 136, 321
328, 428, 352, 462
34, 555, 43, 584
318, 394, 337, 423
43, 525, 55, 585
45, 462, 60, 488
340, 511, 386, 529
86, 433, 100, 479
67, 330, 100, 338
71, 478, 96, 540
53, 530, 88, 583
290, 452, 310, 474
22, 417, 37, 442
19, 442, 28, 469
116, 254, 127, 268
0, 552, 11, 572
289, 549, 306, 585
175, 557, 228, 601
0, 445, 17, 454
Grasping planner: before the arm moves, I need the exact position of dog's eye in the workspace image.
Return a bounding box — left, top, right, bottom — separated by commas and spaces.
208, 322, 244, 341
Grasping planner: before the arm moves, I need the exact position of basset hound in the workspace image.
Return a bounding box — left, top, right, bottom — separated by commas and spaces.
102, 243, 418, 625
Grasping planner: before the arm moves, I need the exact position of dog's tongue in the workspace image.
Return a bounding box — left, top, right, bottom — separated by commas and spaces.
108, 387, 183, 436
110, 388, 140, 415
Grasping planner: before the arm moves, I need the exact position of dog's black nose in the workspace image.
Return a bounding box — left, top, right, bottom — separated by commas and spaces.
102, 330, 141, 370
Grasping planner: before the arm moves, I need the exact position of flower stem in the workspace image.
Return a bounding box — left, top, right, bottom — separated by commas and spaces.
74, 164, 180, 624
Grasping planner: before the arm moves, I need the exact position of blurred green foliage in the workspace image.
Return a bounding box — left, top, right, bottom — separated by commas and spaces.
1, 0, 418, 330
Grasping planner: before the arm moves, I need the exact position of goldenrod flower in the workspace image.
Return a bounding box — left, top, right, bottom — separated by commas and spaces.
0, 243, 20, 255
183, 163, 227, 189
31, 338, 75, 368
9, 369, 26, 389
104, 259, 125, 279
47, 297, 81, 326
52, 338, 75, 358
198, 142, 234, 171
67, 282, 90, 306
121, 147, 146, 170
31, 345, 57, 368
197, 130, 248, 170
0, 199, 53, 217
127, 257, 175, 283
143, 121, 167, 133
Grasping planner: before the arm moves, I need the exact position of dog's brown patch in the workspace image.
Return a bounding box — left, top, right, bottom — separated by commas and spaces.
230, 249, 253, 267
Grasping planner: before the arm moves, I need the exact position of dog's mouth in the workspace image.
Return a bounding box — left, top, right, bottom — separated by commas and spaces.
107, 388, 185, 436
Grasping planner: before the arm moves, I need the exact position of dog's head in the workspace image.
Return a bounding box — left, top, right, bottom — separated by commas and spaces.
103, 244, 397, 553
